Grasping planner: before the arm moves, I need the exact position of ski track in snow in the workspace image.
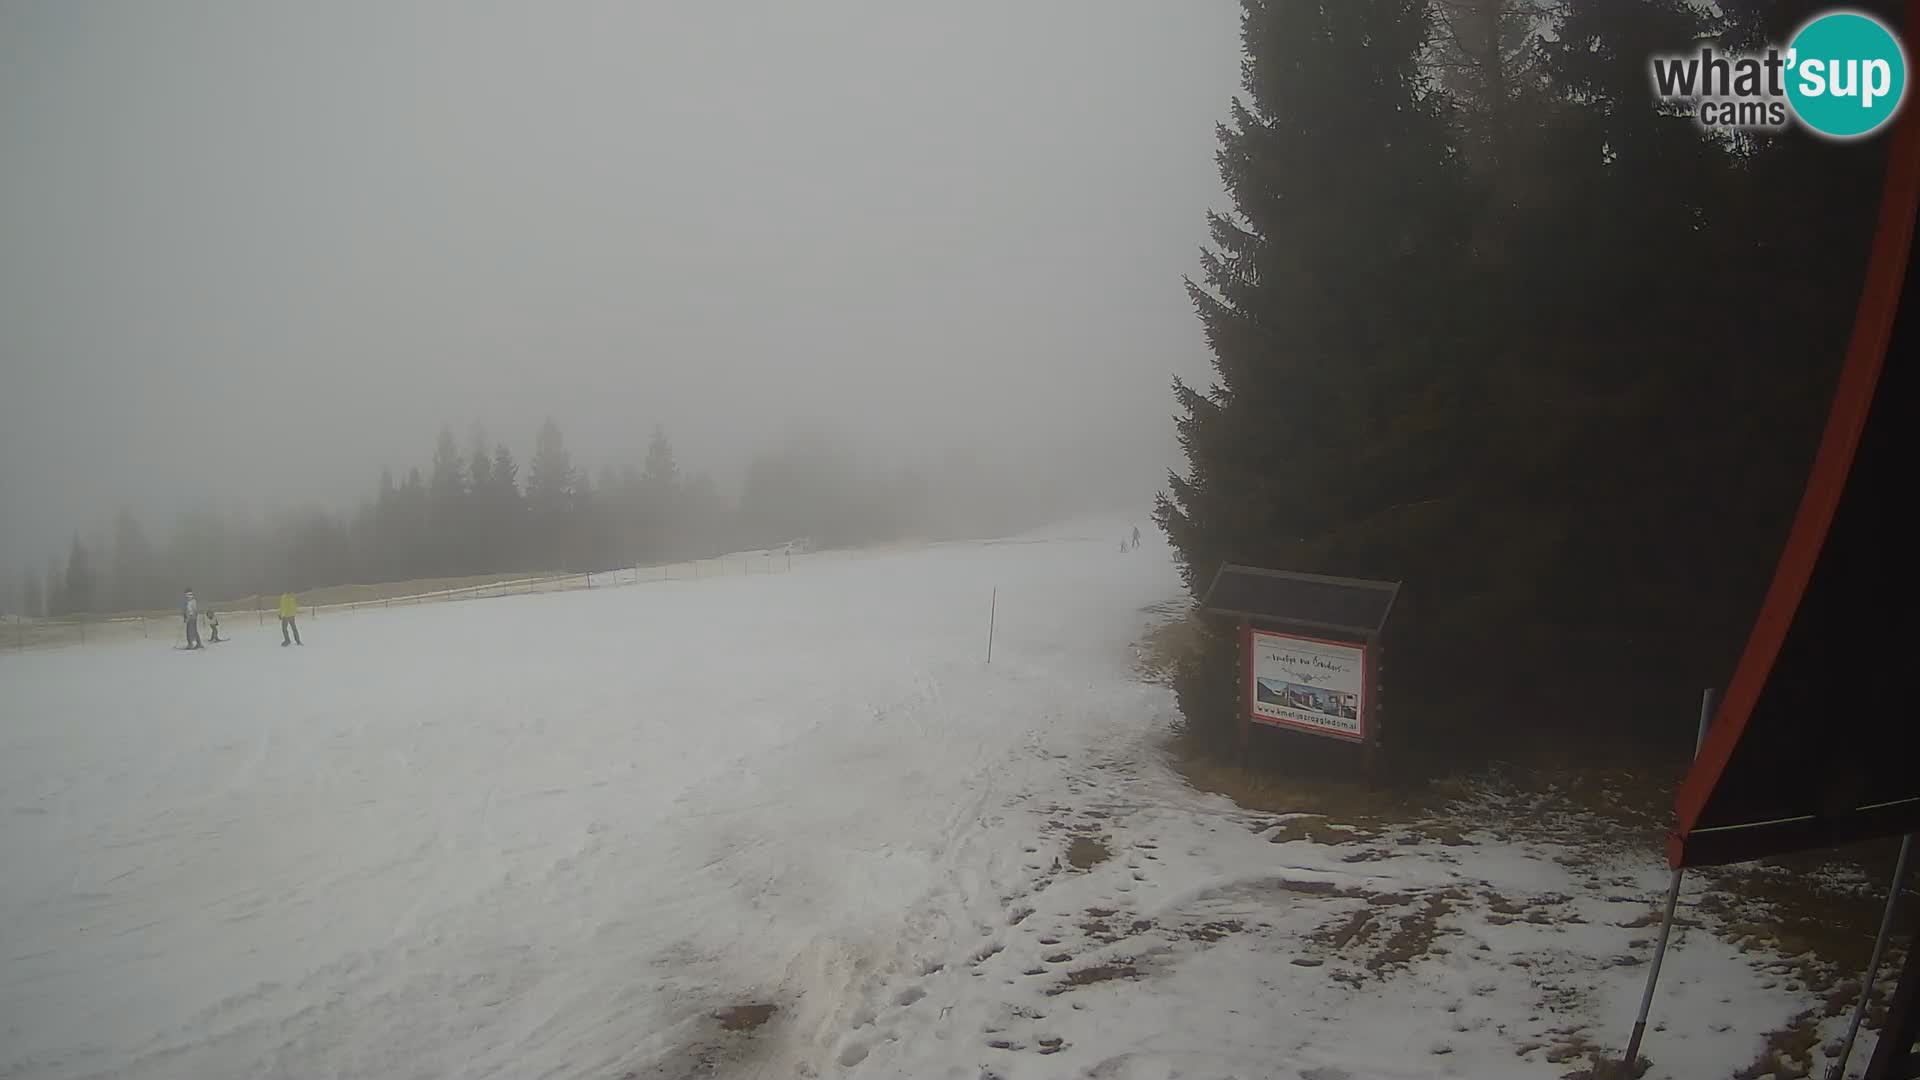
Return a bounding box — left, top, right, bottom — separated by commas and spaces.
0, 520, 1845, 1079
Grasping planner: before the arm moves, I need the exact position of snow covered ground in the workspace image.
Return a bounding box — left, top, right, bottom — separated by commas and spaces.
0, 522, 1866, 1079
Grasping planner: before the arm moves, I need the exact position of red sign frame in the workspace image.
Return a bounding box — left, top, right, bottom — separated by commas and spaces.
1243, 623, 1371, 744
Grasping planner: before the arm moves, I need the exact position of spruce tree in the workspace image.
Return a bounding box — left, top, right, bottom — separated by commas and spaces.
640, 426, 681, 559
371, 467, 402, 581
641, 425, 679, 496
464, 432, 494, 574
468, 434, 492, 496
399, 467, 429, 578
45, 553, 65, 617
490, 442, 524, 570
429, 426, 467, 504
527, 418, 575, 517
428, 426, 468, 574
1158, 0, 1468, 584
63, 535, 95, 615
1155, 0, 1471, 755
490, 443, 519, 500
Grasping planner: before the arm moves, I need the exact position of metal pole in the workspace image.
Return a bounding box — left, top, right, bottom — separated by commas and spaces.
1828, 833, 1915, 1080
1624, 868, 1686, 1067
986, 588, 997, 664
1621, 687, 1718, 1070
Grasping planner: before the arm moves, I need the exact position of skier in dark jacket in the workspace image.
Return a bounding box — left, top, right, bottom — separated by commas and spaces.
181, 589, 201, 650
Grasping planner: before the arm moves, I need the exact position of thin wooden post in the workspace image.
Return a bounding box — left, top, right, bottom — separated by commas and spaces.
986, 588, 997, 664
1365, 639, 1384, 789
1238, 620, 1251, 765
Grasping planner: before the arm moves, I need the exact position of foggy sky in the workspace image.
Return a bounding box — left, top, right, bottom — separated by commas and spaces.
0, 1, 1240, 572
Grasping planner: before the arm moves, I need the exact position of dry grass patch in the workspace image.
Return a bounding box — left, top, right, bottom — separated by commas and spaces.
1135, 612, 1207, 685
1172, 752, 1439, 824
1732, 1011, 1822, 1080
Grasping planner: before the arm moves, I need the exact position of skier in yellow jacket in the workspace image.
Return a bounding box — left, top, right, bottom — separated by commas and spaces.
278, 592, 303, 647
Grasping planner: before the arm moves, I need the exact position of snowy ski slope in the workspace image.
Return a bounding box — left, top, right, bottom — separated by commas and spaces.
0, 522, 1846, 1078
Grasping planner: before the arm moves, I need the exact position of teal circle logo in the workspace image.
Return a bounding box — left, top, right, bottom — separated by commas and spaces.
1786, 10, 1907, 139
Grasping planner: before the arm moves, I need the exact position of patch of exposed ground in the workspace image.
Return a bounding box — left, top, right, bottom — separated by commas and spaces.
1366, 894, 1457, 974
1127, 615, 1917, 1077
712, 1003, 776, 1032
1065, 835, 1110, 870
1046, 961, 1141, 996
629, 1001, 781, 1078
1262, 815, 1379, 845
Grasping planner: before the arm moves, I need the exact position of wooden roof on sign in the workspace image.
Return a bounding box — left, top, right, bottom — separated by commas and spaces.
1669, 110, 1920, 871
1198, 564, 1400, 640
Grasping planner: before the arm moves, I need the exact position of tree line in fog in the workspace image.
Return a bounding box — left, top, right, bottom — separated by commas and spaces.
12, 419, 1059, 616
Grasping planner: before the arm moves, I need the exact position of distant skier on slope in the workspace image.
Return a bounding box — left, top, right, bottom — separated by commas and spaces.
278, 591, 303, 647
181, 589, 201, 650
204, 608, 223, 643
1131, 526, 1141, 550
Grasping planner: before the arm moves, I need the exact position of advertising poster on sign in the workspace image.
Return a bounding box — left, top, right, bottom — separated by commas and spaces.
1246, 627, 1368, 743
